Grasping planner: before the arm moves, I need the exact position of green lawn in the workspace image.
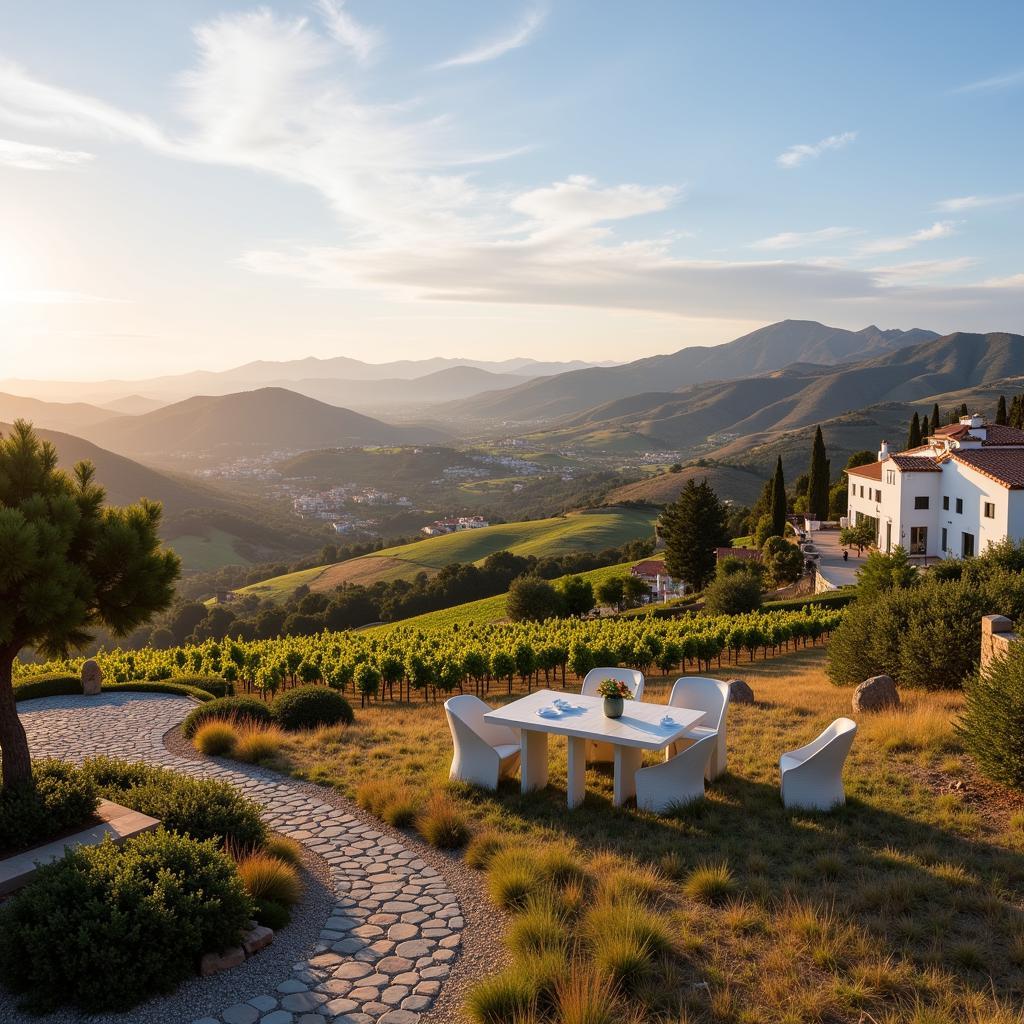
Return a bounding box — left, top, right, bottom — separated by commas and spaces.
167, 528, 253, 572
238, 507, 657, 603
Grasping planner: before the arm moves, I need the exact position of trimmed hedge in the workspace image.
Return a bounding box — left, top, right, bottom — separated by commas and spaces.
0, 760, 99, 857
166, 675, 234, 697
0, 829, 252, 1012
14, 675, 221, 704
272, 685, 354, 731
13, 674, 81, 702
79, 756, 266, 849
181, 696, 274, 738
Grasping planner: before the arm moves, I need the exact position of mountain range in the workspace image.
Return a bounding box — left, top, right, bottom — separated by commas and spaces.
79, 387, 451, 463
440, 321, 941, 422
534, 331, 1024, 454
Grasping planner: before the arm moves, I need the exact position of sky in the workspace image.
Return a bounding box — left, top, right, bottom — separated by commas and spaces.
0, 0, 1022, 380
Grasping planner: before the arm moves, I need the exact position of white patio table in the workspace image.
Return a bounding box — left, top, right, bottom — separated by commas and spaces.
483, 688, 704, 808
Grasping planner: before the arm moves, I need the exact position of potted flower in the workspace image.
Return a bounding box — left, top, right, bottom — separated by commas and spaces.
596, 678, 633, 718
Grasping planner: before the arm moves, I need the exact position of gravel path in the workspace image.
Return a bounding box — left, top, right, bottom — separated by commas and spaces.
5, 693, 491, 1024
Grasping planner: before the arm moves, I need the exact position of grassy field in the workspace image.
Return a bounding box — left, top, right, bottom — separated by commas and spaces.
167, 528, 253, 572
237, 507, 657, 603
254, 648, 1024, 1023
363, 560, 640, 633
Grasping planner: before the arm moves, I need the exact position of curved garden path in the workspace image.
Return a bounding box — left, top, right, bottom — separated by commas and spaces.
17, 693, 464, 1024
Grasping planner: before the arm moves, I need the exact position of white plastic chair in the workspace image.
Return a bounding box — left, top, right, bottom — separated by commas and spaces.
581, 667, 645, 762
779, 717, 857, 811
444, 695, 521, 790
666, 677, 730, 780
635, 733, 715, 813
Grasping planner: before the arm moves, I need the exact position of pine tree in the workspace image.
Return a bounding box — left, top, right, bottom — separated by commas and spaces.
997, 395, 1008, 425
907, 412, 922, 449
806, 426, 830, 521
771, 456, 787, 537
921, 413, 930, 437
0, 421, 180, 786
661, 478, 728, 591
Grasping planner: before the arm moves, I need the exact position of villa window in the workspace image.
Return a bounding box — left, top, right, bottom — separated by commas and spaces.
910, 526, 928, 554
914, 496, 929, 510
886, 469, 895, 485
956, 498, 963, 514
859, 485, 864, 497
875, 489, 882, 502
984, 502, 996, 519
943, 496, 949, 510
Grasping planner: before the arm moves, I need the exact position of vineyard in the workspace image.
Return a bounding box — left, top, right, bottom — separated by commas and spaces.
19, 606, 843, 703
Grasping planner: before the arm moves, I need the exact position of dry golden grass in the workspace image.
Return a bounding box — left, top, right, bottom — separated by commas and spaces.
275, 647, 1024, 1022
192, 719, 238, 756
232, 723, 287, 763
234, 850, 303, 907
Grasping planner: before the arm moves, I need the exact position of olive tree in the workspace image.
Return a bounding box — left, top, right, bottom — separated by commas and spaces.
0, 422, 180, 786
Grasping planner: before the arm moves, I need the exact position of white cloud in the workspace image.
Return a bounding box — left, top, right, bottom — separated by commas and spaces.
435, 5, 546, 69
859, 221, 957, 255
315, 0, 380, 63
776, 131, 856, 168
749, 226, 855, 250
0, 137, 92, 169
869, 257, 978, 282
952, 69, 1024, 94
936, 192, 1024, 211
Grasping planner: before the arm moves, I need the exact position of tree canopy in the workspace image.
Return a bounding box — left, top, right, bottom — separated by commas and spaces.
660, 479, 728, 591
0, 421, 180, 786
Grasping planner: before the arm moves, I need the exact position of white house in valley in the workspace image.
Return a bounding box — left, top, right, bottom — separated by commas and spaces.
846, 414, 1024, 559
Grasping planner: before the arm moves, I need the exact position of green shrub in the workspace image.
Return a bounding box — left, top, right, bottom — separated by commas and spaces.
488, 847, 543, 910
959, 647, 1024, 786
80, 756, 266, 849
169, 674, 234, 697
13, 674, 80, 702
0, 759, 98, 856
703, 571, 762, 615
253, 896, 291, 930
103, 681, 216, 701
272, 685, 354, 731
181, 696, 273, 738
0, 830, 252, 1012
465, 829, 509, 870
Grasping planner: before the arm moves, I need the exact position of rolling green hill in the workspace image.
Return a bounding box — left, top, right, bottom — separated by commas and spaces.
236, 507, 658, 602
1, 423, 323, 572
364, 560, 640, 633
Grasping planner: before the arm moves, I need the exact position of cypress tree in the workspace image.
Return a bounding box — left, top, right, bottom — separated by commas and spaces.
806, 426, 830, 521
661, 478, 728, 591
771, 456, 787, 537
959, 402, 969, 418
997, 395, 1008, 425
907, 412, 922, 449
921, 413, 930, 437
932, 402, 940, 431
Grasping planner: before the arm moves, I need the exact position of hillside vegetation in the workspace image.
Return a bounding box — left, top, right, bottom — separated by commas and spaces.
237, 507, 658, 603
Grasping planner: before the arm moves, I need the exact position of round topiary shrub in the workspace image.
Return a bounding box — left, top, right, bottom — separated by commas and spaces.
272, 685, 354, 731
181, 696, 273, 738
958, 649, 1024, 787
80, 756, 267, 849
0, 829, 252, 1012
0, 759, 98, 856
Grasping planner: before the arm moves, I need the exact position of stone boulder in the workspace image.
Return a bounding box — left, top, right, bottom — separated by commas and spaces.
81, 659, 103, 697
852, 674, 899, 713
727, 679, 754, 704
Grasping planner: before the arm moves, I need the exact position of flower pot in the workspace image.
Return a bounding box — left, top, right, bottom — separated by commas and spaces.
603, 696, 624, 719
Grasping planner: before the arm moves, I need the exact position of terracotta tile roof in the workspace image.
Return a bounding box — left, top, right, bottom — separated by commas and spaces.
932, 423, 969, 438
890, 454, 942, 472
631, 559, 668, 577
982, 424, 1024, 446
846, 460, 882, 480
952, 450, 1024, 489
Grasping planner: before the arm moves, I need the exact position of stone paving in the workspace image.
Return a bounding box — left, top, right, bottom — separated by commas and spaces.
17, 693, 463, 1024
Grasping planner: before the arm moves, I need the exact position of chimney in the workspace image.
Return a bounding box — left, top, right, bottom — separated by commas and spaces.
960, 413, 983, 429
878, 440, 890, 462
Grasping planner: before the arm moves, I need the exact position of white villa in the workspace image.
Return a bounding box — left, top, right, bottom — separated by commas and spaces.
847, 414, 1024, 559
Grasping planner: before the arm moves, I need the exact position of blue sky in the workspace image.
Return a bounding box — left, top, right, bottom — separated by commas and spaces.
0, 1, 1022, 379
